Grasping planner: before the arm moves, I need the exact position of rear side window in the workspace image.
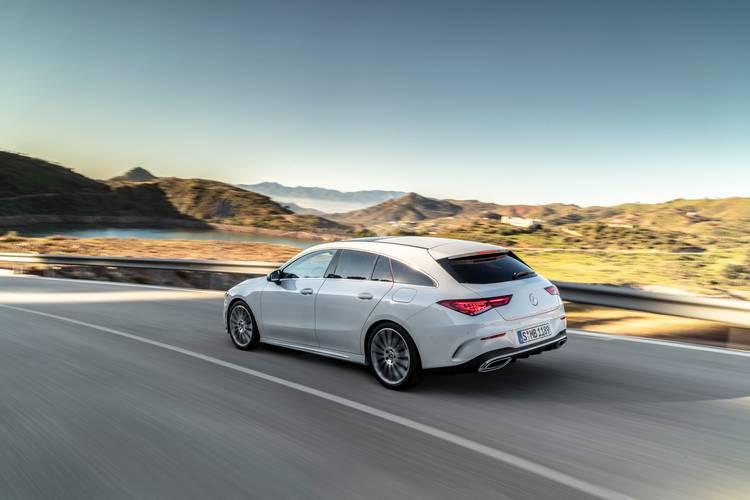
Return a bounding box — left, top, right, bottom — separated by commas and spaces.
370, 256, 393, 282
332, 250, 378, 280
439, 252, 536, 284
391, 259, 435, 287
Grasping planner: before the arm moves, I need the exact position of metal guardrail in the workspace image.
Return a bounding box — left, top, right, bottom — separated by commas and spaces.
554, 281, 750, 329
0, 252, 278, 275
1, 252, 749, 328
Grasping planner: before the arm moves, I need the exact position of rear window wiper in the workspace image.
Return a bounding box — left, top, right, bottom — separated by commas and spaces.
512, 270, 535, 280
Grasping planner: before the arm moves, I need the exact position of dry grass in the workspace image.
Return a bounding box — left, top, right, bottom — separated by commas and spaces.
0, 234, 300, 262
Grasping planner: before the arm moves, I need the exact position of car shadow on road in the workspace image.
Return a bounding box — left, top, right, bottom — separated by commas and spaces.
255, 340, 750, 405
416, 355, 750, 405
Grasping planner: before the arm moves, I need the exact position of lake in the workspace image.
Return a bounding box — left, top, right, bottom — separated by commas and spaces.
16, 226, 317, 248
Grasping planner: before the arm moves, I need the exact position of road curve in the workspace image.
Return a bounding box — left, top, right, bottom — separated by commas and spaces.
0, 275, 748, 500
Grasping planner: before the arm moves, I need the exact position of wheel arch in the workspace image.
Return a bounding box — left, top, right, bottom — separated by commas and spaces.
226, 297, 258, 334
363, 319, 421, 368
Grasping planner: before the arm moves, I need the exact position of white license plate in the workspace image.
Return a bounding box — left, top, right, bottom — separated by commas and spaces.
516, 323, 552, 344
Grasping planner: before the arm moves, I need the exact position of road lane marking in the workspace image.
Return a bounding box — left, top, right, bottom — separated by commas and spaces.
0, 303, 633, 500
3, 274, 224, 295
569, 329, 750, 357
0, 290, 213, 305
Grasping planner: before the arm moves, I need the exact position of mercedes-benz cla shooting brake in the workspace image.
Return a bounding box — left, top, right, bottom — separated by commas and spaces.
223, 236, 567, 389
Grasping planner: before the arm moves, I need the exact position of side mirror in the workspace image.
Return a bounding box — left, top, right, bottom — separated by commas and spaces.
267, 269, 282, 284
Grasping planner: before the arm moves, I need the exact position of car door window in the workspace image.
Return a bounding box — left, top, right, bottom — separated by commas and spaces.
370, 256, 393, 282
281, 250, 336, 279
391, 259, 435, 287
331, 250, 377, 280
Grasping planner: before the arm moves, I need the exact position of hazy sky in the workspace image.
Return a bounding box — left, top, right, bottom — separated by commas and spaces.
1, 0, 748, 206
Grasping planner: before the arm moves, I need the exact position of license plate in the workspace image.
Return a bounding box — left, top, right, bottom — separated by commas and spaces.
516, 323, 552, 344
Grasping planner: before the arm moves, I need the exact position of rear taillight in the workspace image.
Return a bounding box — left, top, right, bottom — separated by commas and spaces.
545, 285, 559, 296
437, 295, 512, 316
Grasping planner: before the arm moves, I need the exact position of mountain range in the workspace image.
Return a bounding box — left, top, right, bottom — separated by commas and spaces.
0, 152, 349, 236
238, 181, 405, 212
2, 150, 749, 251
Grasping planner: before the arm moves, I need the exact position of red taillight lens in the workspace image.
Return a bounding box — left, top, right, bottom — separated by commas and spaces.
487, 295, 512, 307
437, 295, 512, 316
545, 285, 559, 296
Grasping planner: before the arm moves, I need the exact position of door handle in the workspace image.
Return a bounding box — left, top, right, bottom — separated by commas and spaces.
300, 288, 314, 295
357, 292, 374, 300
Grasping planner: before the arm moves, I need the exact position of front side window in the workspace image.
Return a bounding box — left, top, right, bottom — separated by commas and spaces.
391, 259, 435, 287
331, 250, 378, 280
281, 250, 336, 279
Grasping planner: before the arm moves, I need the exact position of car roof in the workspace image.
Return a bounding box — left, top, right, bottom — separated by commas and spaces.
340, 236, 507, 259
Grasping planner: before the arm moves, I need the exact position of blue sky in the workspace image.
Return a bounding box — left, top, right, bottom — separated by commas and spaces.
1, 0, 748, 206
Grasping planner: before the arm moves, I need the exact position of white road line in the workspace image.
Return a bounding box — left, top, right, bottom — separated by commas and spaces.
568, 329, 750, 357
0, 303, 633, 500
3, 274, 224, 295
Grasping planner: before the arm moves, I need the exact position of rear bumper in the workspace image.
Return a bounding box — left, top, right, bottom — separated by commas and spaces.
427, 330, 567, 374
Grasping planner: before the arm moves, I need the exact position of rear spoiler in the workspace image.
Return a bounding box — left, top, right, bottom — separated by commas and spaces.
427, 241, 507, 260
442, 250, 532, 268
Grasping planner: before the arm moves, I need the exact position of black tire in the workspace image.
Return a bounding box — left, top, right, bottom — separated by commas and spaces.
367, 322, 422, 390
227, 301, 259, 350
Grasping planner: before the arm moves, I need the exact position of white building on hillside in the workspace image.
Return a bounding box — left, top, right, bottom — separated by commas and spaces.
500, 216, 542, 229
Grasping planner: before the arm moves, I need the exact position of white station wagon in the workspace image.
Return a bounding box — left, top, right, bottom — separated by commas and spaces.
223, 236, 567, 389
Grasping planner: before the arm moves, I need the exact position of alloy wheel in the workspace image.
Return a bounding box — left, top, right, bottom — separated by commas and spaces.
370, 327, 411, 385
229, 304, 254, 347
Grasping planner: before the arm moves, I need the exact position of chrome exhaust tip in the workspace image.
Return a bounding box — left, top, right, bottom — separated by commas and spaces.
478, 357, 511, 373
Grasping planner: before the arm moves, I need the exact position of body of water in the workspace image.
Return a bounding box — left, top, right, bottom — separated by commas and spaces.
16, 226, 316, 248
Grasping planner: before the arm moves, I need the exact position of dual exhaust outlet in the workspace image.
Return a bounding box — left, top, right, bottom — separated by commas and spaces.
477, 337, 567, 373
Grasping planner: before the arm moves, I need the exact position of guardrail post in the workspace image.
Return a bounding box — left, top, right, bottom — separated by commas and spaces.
728, 327, 749, 347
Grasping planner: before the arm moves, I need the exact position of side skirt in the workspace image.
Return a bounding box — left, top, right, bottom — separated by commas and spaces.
260, 337, 367, 365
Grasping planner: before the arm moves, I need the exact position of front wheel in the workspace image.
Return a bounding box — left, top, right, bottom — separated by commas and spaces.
368, 323, 422, 390
228, 302, 259, 350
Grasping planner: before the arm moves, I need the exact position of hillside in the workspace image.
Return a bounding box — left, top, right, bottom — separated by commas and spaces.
0, 152, 351, 234
579, 198, 750, 238
329, 188, 750, 251
0, 151, 108, 196
110, 177, 293, 220
330, 193, 463, 225
110, 167, 157, 181
114, 177, 350, 232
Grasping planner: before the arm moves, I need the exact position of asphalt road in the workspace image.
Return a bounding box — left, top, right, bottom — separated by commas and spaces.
0, 275, 748, 500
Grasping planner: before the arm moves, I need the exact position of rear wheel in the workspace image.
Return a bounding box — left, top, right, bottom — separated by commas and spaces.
368, 323, 422, 390
228, 302, 259, 350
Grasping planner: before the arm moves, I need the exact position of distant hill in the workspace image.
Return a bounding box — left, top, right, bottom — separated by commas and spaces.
330, 193, 463, 225
280, 202, 327, 216
238, 181, 405, 212
0, 151, 351, 235
110, 167, 157, 182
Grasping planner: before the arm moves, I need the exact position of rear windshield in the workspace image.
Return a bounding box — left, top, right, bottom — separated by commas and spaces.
438, 252, 536, 284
